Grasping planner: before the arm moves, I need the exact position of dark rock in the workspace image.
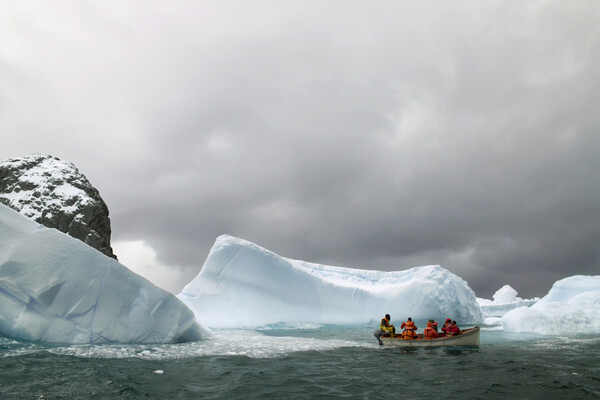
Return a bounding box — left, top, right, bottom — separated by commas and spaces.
0, 154, 117, 259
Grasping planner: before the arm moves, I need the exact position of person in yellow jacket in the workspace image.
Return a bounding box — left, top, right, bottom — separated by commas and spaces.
401, 317, 418, 339
380, 314, 396, 337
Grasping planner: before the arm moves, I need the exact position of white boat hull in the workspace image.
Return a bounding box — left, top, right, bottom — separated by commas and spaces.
375, 326, 480, 347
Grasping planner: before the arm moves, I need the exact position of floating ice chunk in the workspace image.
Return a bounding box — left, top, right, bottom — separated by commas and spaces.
0, 204, 205, 344
493, 285, 518, 303
501, 275, 600, 335
477, 285, 539, 318
178, 235, 483, 328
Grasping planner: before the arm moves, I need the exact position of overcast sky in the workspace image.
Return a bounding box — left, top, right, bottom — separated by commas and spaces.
1, 1, 598, 298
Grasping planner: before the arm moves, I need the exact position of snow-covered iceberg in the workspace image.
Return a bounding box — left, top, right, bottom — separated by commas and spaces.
501, 275, 600, 335
178, 235, 483, 328
0, 204, 205, 344
477, 285, 538, 318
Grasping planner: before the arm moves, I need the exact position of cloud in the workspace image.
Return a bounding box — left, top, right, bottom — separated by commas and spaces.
1, 1, 598, 297
112, 240, 195, 294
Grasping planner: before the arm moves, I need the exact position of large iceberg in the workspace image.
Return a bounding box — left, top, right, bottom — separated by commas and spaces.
0, 204, 204, 344
477, 285, 538, 318
501, 275, 600, 335
178, 235, 483, 328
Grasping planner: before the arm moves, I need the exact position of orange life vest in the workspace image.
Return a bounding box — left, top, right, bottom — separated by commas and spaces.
401, 320, 417, 339
424, 326, 439, 338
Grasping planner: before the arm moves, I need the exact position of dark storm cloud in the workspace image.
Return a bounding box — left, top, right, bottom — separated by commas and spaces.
1, 1, 598, 297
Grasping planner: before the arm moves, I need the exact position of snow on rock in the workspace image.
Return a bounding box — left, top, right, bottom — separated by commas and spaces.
0, 204, 205, 344
178, 235, 483, 328
0, 154, 116, 258
477, 285, 539, 318
501, 275, 600, 335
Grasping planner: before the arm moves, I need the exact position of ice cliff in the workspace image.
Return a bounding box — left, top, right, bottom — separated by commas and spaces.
501, 275, 600, 335
0, 203, 204, 344
178, 235, 483, 328
0, 154, 116, 258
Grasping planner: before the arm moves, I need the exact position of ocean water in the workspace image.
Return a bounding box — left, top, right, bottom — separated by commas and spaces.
0, 324, 599, 400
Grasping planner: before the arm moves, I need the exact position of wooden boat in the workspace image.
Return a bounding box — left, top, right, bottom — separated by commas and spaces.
374, 326, 480, 347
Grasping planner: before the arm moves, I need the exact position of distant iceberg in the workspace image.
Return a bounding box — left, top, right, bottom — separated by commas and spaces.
477, 285, 538, 318
178, 235, 483, 328
501, 275, 600, 335
0, 204, 205, 344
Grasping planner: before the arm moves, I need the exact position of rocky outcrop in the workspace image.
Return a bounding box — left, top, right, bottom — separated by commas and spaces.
0, 154, 116, 259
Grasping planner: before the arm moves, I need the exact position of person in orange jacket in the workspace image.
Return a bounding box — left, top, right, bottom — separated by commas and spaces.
423, 321, 440, 339
428, 319, 439, 332
401, 317, 418, 339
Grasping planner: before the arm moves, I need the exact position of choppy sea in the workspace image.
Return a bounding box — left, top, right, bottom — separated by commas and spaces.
1, 323, 599, 399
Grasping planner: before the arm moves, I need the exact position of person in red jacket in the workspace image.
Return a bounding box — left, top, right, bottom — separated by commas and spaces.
423, 321, 440, 339
401, 317, 418, 339
441, 318, 452, 336
446, 320, 461, 336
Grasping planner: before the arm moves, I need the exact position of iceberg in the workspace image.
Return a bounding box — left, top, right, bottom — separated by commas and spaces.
0, 204, 205, 344
501, 275, 600, 335
178, 235, 483, 328
477, 285, 538, 318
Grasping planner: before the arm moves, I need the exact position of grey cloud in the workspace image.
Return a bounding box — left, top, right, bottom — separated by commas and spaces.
1, 1, 598, 298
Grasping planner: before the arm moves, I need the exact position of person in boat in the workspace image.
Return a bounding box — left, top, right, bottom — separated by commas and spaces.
441, 318, 452, 336
428, 319, 439, 332
400, 317, 418, 339
423, 321, 440, 339
446, 320, 461, 335
380, 314, 396, 337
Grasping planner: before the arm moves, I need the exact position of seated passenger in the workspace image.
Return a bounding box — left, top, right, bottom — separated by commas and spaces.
446, 320, 461, 336
423, 321, 440, 339
441, 318, 452, 336
428, 319, 439, 333
380, 314, 396, 337
401, 317, 418, 339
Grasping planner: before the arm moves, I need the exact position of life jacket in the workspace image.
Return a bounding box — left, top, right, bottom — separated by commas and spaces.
424, 322, 439, 338
401, 320, 417, 339
447, 325, 461, 335
430, 322, 438, 332
380, 318, 395, 335
423, 327, 437, 338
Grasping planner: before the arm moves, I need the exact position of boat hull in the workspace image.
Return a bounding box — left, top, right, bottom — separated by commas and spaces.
375, 326, 480, 347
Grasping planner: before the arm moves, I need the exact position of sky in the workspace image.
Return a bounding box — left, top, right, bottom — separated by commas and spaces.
1, 0, 598, 298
